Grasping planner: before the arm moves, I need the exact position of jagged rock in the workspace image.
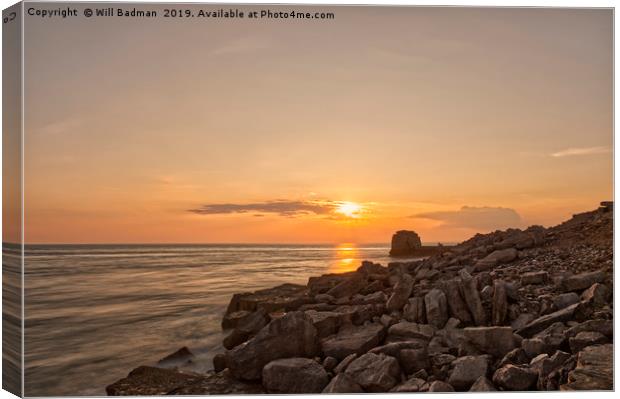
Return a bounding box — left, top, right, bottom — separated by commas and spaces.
166, 369, 265, 395
493, 365, 538, 391
106, 366, 202, 395
562, 344, 612, 390
448, 355, 489, 390
321, 323, 385, 360
560, 271, 606, 292
475, 248, 518, 271
515, 302, 580, 337
568, 332, 608, 353
441, 279, 473, 323
531, 350, 572, 389
565, 319, 613, 339
581, 283, 610, 306
390, 377, 428, 392
469, 376, 497, 391
498, 348, 530, 367
403, 297, 426, 323
262, 358, 329, 393
326, 273, 367, 298
492, 280, 508, 326
386, 322, 435, 343
399, 347, 429, 374
386, 273, 414, 311
322, 373, 363, 393
463, 327, 516, 358
424, 289, 448, 328
308, 273, 354, 295
344, 353, 401, 392
304, 310, 343, 338
522, 337, 554, 358
212, 354, 227, 372
553, 293, 580, 310
223, 309, 268, 349
459, 270, 487, 326
225, 284, 310, 315
390, 230, 422, 256
428, 380, 455, 392
226, 311, 319, 380
521, 271, 548, 285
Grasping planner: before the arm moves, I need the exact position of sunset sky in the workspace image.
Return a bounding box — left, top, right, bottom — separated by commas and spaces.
22, 6, 612, 244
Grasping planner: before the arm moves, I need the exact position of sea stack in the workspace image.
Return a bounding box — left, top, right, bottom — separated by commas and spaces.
389, 230, 422, 256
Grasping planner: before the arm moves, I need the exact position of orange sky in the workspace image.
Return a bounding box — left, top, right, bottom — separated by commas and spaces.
19, 6, 612, 244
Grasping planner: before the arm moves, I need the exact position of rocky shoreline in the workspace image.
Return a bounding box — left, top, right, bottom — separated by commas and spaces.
107, 202, 613, 394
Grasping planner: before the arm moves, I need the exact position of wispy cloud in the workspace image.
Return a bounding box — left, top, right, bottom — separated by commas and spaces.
411, 206, 522, 230
189, 200, 338, 217
550, 146, 611, 158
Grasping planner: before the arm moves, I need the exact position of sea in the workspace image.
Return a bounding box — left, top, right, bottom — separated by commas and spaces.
19, 243, 423, 396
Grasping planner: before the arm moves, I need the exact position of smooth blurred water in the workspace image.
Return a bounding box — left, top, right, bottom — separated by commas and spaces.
23, 243, 417, 396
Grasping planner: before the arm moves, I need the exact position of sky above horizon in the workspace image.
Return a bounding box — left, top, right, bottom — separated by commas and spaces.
22, 6, 612, 244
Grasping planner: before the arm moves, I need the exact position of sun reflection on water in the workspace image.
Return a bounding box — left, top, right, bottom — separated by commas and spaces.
331, 243, 360, 273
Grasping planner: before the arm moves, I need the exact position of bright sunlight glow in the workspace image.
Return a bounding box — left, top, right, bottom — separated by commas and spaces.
335, 201, 363, 218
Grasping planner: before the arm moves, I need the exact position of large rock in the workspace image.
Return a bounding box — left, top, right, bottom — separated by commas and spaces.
223, 309, 268, 349
560, 270, 606, 292
492, 365, 538, 391
581, 283, 610, 306
225, 284, 311, 315
448, 356, 489, 390
322, 373, 364, 393
386, 322, 435, 343
326, 273, 367, 298
515, 302, 580, 337
321, 323, 385, 360
389, 230, 422, 256
459, 270, 487, 326
568, 332, 608, 353
262, 358, 329, 393
463, 327, 516, 358
424, 289, 449, 328
475, 248, 517, 271
226, 311, 319, 380
403, 297, 426, 323
562, 344, 612, 390
344, 353, 401, 392
386, 273, 414, 311
308, 272, 354, 295
441, 279, 472, 323
304, 310, 343, 338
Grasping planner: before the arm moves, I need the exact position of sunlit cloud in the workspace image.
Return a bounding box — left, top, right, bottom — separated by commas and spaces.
189, 199, 369, 219
550, 146, 611, 158
189, 200, 337, 217
411, 206, 522, 230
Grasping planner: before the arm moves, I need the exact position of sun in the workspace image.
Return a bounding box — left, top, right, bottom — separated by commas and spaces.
335, 201, 363, 218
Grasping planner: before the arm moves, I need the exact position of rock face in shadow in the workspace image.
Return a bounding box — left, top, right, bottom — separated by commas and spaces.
389, 230, 422, 256
108, 202, 613, 394
226, 311, 319, 380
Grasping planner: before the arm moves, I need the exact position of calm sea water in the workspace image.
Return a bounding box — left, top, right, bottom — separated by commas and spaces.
23, 244, 419, 396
